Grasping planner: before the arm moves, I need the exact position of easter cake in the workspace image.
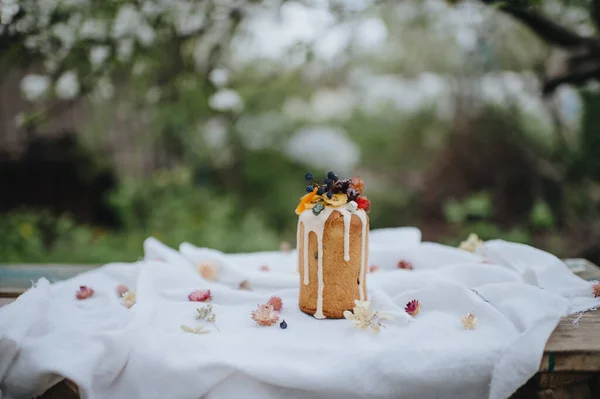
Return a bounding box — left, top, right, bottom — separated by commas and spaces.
295, 171, 370, 319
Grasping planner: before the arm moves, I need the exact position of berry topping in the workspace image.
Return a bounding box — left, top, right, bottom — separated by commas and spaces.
327, 171, 338, 181
346, 188, 359, 201
356, 197, 371, 212
326, 191, 333, 199
305, 185, 314, 193
316, 186, 326, 195
304, 173, 313, 181
280, 320, 288, 329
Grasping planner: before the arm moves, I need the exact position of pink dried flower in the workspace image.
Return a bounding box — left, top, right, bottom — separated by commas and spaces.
239, 280, 252, 291
593, 282, 600, 298
116, 284, 130, 297
369, 265, 380, 273
76, 286, 94, 300
188, 290, 212, 302
405, 299, 420, 316
267, 296, 283, 312
398, 260, 413, 270
259, 265, 270, 272
251, 304, 280, 326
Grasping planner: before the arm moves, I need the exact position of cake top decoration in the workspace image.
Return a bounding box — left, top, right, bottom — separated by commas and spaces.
295, 171, 370, 215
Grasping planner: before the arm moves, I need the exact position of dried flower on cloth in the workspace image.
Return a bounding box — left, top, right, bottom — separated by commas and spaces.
251, 304, 280, 327
343, 300, 393, 333
196, 261, 220, 281
267, 296, 283, 312
405, 300, 421, 316
116, 284, 130, 297
239, 280, 252, 291
462, 313, 478, 330
459, 233, 484, 253
197, 304, 220, 332
76, 286, 94, 300
180, 325, 210, 334
121, 290, 136, 308
397, 260, 413, 270
188, 290, 212, 302
592, 282, 600, 298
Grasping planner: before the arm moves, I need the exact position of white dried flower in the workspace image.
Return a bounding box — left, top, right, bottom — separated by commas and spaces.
459, 233, 484, 253
121, 290, 136, 308
347, 201, 358, 213
461, 312, 478, 330
343, 300, 393, 333
181, 325, 210, 334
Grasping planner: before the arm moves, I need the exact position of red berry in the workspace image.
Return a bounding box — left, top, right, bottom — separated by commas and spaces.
356, 197, 371, 212
397, 260, 413, 270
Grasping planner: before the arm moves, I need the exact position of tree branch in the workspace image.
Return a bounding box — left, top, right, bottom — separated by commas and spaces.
480, 0, 588, 48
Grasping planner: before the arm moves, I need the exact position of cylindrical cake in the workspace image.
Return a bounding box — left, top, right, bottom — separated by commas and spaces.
297, 205, 369, 319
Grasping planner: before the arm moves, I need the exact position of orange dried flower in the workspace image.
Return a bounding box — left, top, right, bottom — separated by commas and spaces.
267, 296, 283, 312
350, 177, 364, 194
405, 299, 420, 316
76, 286, 94, 300
295, 187, 320, 215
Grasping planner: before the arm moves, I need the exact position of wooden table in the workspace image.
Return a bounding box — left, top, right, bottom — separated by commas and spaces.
2, 261, 599, 399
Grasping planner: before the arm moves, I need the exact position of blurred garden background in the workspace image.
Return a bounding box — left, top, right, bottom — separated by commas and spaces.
2, 0, 600, 264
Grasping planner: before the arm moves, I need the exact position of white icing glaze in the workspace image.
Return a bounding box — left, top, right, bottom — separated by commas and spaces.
298, 203, 368, 319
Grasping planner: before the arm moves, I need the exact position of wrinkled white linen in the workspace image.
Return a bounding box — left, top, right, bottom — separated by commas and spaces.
1, 228, 598, 399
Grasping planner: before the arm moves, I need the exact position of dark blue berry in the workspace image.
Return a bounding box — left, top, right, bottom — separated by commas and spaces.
304, 173, 313, 181
326, 191, 333, 199
324, 177, 331, 185
280, 320, 287, 329
306, 185, 314, 193
316, 186, 326, 195
327, 171, 338, 181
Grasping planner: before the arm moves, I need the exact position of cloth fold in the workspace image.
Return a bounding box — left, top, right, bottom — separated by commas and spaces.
1, 228, 598, 399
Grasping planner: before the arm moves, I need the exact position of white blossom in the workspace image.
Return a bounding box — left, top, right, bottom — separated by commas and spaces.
209, 89, 244, 112
117, 38, 134, 62
55, 71, 79, 100
209, 68, 229, 87
79, 18, 107, 40
202, 118, 228, 150
112, 4, 140, 38
89, 45, 110, 69
20, 74, 50, 101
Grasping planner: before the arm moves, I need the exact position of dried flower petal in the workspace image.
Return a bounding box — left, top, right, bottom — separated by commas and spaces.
251, 304, 279, 326
459, 233, 484, 253
405, 299, 420, 316
344, 300, 390, 333
350, 177, 364, 194
116, 284, 130, 297
197, 261, 219, 281
259, 265, 270, 272
239, 280, 252, 291
76, 286, 94, 300
188, 289, 212, 302
122, 290, 136, 308
462, 312, 478, 330
279, 241, 292, 252
398, 260, 413, 270
267, 296, 283, 312
181, 324, 210, 334
593, 282, 600, 298
369, 265, 380, 273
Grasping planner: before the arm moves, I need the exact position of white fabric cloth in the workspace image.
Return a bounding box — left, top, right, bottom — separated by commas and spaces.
1, 228, 599, 399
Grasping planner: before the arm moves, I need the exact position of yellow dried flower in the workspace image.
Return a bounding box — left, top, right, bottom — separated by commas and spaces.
461, 312, 478, 330
459, 233, 484, 253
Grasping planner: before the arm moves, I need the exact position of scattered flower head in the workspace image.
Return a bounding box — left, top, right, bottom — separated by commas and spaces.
259, 265, 270, 272
343, 300, 393, 333
593, 282, 600, 298
116, 284, 130, 297
197, 261, 219, 281
459, 233, 484, 253
197, 304, 220, 332
405, 299, 421, 316
76, 286, 94, 300
121, 290, 137, 308
181, 325, 210, 334
251, 304, 280, 326
398, 260, 413, 270
279, 241, 292, 252
369, 265, 380, 273
462, 313, 478, 330
188, 289, 212, 302
267, 296, 283, 312
239, 280, 252, 291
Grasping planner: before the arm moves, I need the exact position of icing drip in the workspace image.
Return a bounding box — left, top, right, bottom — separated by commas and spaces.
298, 204, 368, 319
